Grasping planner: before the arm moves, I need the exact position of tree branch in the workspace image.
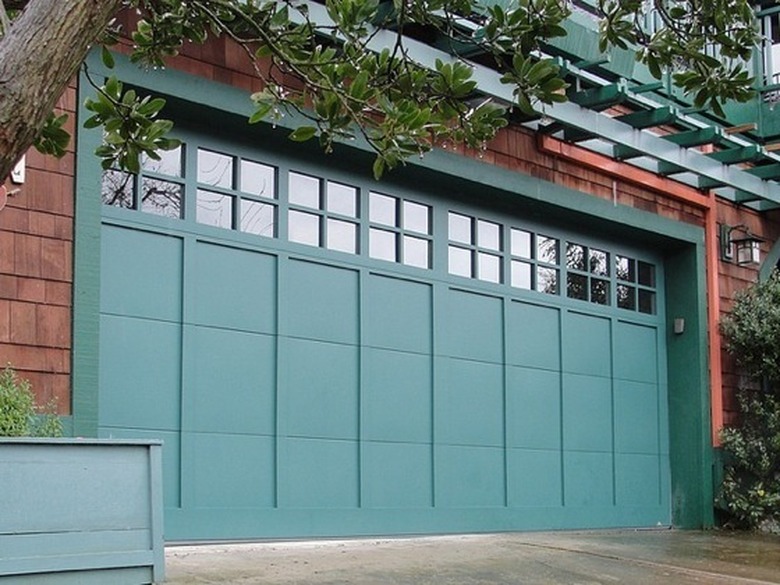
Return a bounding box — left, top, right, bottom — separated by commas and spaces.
0, 0, 122, 179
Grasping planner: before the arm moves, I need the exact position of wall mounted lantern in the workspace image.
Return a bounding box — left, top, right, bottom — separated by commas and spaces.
719, 224, 763, 266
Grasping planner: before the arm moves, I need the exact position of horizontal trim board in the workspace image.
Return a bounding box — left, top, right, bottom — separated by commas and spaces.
0, 551, 154, 576
0, 568, 153, 585
165, 505, 671, 541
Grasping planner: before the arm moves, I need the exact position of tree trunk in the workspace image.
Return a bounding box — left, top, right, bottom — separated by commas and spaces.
0, 0, 121, 180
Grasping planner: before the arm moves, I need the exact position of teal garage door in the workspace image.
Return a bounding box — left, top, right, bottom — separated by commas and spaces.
96, 125, 670, 540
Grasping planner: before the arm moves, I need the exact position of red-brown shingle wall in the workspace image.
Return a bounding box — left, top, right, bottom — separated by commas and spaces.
0, 83, 75, 415
717, 203, 780, 426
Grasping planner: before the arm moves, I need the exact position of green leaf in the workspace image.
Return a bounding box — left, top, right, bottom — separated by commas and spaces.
101, 45, 115, 69
289, 126, 317, 142
372, 156, 385, 180
137, 97, 167, 117
249, 102, 274, 124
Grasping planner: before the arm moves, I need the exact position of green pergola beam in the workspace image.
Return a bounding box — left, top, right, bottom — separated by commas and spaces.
699, 176, 726, 189
613, 144, 643, 160
296, 2, 780, 206
746, 163, 780, 180
563, 127, 597, 142
706, 145, 764, 164
631, 82, 664, 94
572, 57, 610, 70
734, 190, 763, 203
657, 161, 688, 176
663, 127, 723, 147
615, 106, 678, 129
569, 83, 628, 109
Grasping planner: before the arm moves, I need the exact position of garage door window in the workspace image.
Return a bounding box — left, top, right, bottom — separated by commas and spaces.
369, 192, 432, 268
617, 255, 656, 314
448, 213, 503, 283
509, 229, 560, 295
566, 243, 610, 305
288, 172, 359, 253
102, 145, 185, 218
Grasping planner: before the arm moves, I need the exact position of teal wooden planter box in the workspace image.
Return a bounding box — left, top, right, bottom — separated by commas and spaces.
0, 439, 164, 584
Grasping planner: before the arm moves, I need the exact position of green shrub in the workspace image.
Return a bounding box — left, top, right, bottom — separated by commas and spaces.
721, 271, 780, 382
719, 271, 780, 531
0, 366, 63, 437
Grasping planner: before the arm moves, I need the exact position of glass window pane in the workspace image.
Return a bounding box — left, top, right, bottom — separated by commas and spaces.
288, 210, 320, 246
143, 144, 183, 177
369, 228, 397, 262
591, 278, 609, 305
638, 289, 656, 314
638, 261, 656, 287
616, 255, 636, 282
141, 178, 183, 218
478, 252, 501, 283
449, 213, 472, 244
197, 190, 233, 229
241, 200, 276, 237
566, 243, 586, 271
617, 284, 636, 310
449, 245, 472, 278
403, 200, 430, 235
327, 182, 357, 217
590, 249, 609, 276
477, 220, 501, 251
403, 235, 430, 269
537, 235, 559, 264
567, 273, 588, 300
102, 169, 134, 208
327, 218, 357, 254
537, 267, 558, 295
369, 192, 397, 226
198, 149, 233, 188
511, 229, 532, 259
241, 160, 276, 199
289, 172, 321, 209
511, 260, 532, 289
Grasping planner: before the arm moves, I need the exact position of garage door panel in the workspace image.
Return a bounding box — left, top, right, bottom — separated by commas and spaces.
101, 226, 183, 321
564, 451, 614, 507
506, 366, 561, 450
187, 326, 276, 435
437, 358, 504, 447
442, 289, 503, 363
96, 136, 671, 539
285, 259, 358, 344
99, 427, 182, 509
562, 373, 612, 453
563, 313, 611, 377
99, 315, 181, 431
614, 379, 660, 455
283, 338, 358, 440
280, 438, 358, 509
506, 302, 561, 371
616, 453, 661, 507
364, 274, 432, 353
614, 322, 658, 384
362, 442, 433, 508
191, 241, 276, 333
507, 448, 563, 507
363, 348, 432, 443
436, 445, 505, 507
188, 432, 275, 508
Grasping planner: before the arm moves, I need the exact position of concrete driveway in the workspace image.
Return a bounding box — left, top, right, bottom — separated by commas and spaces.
164, 529, 780, 584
